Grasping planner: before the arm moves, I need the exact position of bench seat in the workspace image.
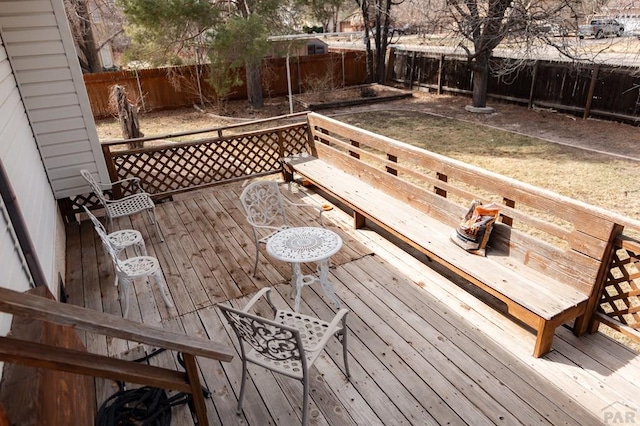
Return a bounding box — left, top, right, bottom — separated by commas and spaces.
287, 154, 588, 318
281, 112, 622, 357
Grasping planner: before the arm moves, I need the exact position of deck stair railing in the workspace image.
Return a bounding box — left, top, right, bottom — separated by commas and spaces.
0, 286, 233, 426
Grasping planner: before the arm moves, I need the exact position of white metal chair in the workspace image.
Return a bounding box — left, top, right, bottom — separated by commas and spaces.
89, 211, 173, 317
83, 205, 147, 288
80, 169, 163, 242
239, 180, 331, 277
217, 287, 349, 426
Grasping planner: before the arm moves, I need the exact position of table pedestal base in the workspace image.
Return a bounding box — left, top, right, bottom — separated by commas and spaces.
290, 260, 340, 312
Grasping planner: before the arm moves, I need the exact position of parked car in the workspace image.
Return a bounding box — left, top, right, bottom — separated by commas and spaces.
578, 18, 624, 39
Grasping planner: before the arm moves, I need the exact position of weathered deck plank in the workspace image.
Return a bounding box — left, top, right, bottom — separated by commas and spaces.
66, 177, 640, 426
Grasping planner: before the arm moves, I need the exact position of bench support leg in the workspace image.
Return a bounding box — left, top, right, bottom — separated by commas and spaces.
281, 164, 294, 182
354, 211, 366, 229
534, 319, 556, 358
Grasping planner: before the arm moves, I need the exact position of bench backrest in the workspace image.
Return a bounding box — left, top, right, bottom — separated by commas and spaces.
306, 112, 622, 297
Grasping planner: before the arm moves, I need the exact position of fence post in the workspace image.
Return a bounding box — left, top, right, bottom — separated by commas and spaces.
527, 60, 538, 109
342, 51, 346, 87
134, 69, 146, 113
583, 65, 600, 120
437, 54, 445, 95
409, 51, 416, 89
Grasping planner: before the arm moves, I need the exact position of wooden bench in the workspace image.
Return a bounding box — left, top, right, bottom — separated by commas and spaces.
282, 112, 623, 357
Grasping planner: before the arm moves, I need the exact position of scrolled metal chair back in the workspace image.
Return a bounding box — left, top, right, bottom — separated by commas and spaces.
218, 305, 303, 363
80, 169, 109, 205
240, 181, 287, 228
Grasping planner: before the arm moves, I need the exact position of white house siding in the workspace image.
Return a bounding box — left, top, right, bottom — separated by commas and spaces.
0, 35, 39, 351
0, 0, 109, 199
0, 197, 33, 338
0, 7, 68, 311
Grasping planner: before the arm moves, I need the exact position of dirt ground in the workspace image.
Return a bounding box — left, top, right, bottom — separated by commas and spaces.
96, 91, 639, 160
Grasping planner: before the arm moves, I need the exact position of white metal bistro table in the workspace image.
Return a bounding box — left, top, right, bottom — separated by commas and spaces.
266, 226, 342, 312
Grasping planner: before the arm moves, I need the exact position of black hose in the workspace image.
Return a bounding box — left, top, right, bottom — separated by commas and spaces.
95, 351, 208, 426
95, 386, 188, 426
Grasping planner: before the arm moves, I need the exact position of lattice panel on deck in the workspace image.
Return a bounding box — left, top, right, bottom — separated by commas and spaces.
109, 124, 310, 197
599, 243, 640, 331
281, 125, 311, 157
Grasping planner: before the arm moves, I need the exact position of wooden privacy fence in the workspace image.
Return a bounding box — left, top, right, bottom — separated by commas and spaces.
390, 49, 640, 124
84, 51, 368, 118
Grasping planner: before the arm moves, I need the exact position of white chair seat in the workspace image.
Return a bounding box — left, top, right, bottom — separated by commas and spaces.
105, 193, 156, 219
119, 256, 162, 277
108, 229, 146, 255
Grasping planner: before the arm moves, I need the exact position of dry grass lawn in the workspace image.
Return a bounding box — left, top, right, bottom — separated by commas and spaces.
336, 110, 640, 222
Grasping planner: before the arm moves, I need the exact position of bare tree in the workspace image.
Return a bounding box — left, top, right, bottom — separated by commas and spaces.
307, 0, 350, 32
356, 0, 404, 83
446, 0, 586, 108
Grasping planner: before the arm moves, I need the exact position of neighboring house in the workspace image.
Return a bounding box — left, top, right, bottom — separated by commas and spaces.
0, 0, 109, 370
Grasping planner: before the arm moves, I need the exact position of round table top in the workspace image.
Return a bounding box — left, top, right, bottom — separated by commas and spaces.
266, 227, 342, 263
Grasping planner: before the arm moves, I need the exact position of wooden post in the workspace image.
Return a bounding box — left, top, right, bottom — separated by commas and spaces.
101, 144, 123, 198
527, 60, 539, 109
182, 353, 209, 426
574, 224, 624, 336
437, 55, 445, 95
408, 51, 416, 89
583, 65, 600, 120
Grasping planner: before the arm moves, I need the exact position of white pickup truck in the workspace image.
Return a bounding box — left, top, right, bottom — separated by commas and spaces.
578, 18, 624, 39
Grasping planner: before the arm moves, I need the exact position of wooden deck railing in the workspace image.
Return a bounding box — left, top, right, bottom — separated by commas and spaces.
0, 286, 234, 426
101, 112, 311, 199
61, 113, 312, 220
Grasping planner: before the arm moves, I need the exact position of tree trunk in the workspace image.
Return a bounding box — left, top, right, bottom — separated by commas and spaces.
73, 0, 102, 73
471, 51, 490, 108
110, 85, 143, 148
245, 61, 263, 109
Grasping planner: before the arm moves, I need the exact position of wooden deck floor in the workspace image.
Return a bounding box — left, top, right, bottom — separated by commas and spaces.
65, 178, 640, 426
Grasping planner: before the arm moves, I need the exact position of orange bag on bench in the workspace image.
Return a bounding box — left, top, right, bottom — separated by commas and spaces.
450, 200, 500, 256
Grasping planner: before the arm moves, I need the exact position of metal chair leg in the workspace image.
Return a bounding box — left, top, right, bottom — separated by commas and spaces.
119, 277, 131, 317
237, 357, 248, 414
302, 372, 310, 426
341, 315, 350, 379
152, 270, 173, 308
